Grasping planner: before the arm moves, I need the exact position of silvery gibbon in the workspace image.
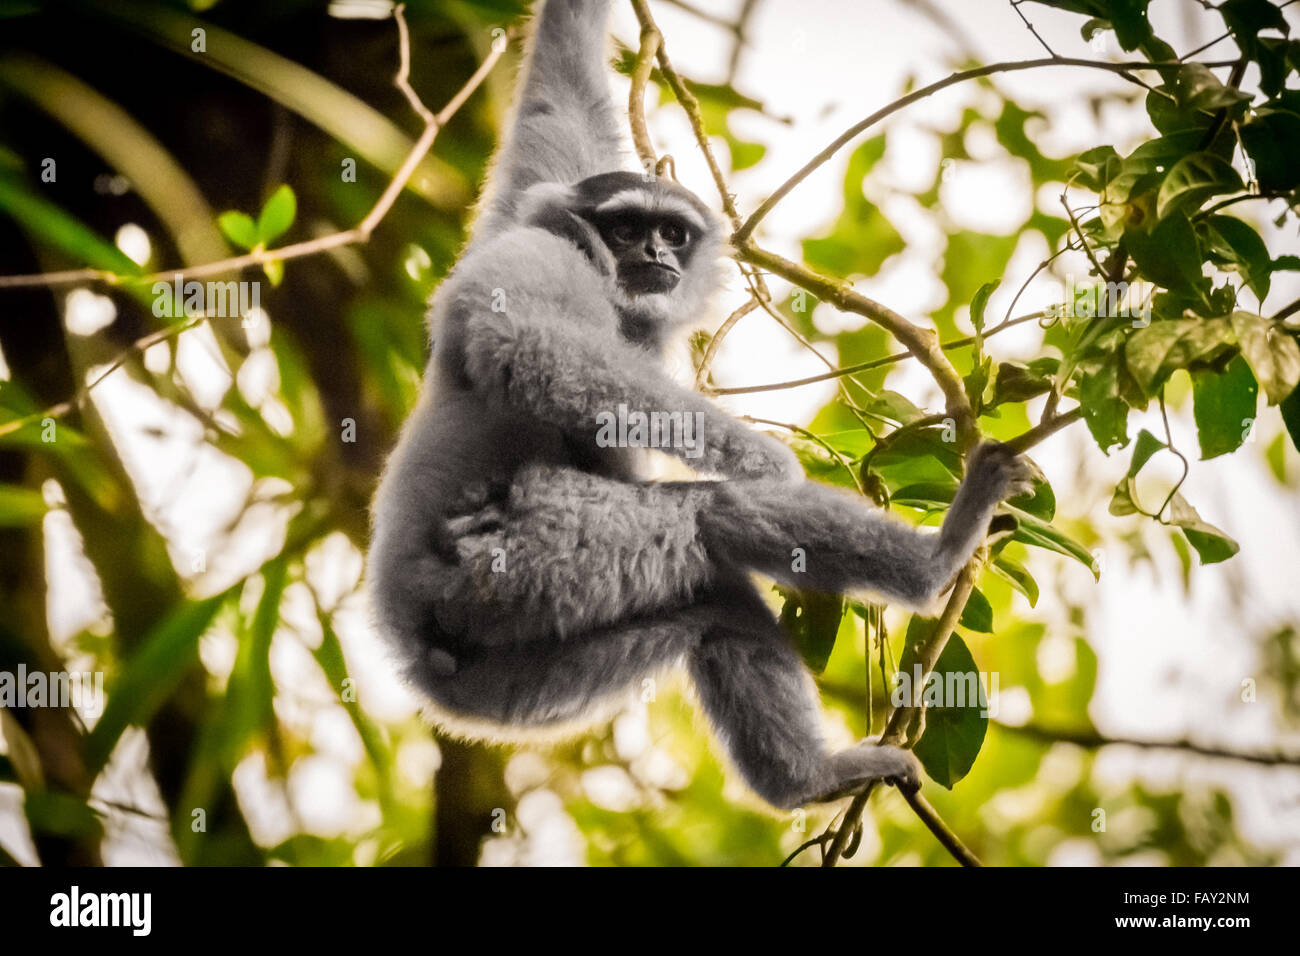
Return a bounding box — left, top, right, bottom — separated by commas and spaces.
369, 0, 1032, 809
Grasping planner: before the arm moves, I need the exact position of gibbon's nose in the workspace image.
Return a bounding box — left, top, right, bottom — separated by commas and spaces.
643, 238, 676, 271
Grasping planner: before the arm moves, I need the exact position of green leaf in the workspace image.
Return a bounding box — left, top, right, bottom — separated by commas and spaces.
1256, 36, 1298, 97
970, 280, 999, 336
1168, 493, 1239, 564
221, 559, 288, 762
1229, 311, 1300, 404
1124, 212, 1206, 296
87, 593, 227, 772
1241, 109, 1300, 192
1202, 215, 1271, 301
256, 184, 297, 242
991, 555, 1039, 606
263, 258, 284, 287
1005, 504, 1099, 575
217, 211, 258, 250
988, 359, 1056, 409
1008, 475, 1056, 521
1155, 152, 1243, 221
1124, 317, 1235, 397
801, 136, 902, 277
1110, 428, 1168, 515
778, 590, 843, 674
892, 482, 959, 509
1220, 0, 1290, 60
1073, 144, 1119, 191
1191, 354, 1258, 459
959, 588, 993, 633
901, 627, 987, 789
853, 389, 926, 426
24, 790, 102, 840
1080, 362, 1130, 452
1128, 427, 1168, 477
313, 606, 392, 806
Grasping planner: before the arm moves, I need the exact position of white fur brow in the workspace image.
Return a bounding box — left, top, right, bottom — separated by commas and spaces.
593, 190, 707, 231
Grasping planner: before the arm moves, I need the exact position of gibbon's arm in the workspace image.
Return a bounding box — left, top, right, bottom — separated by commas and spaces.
443, 240, 801, 483
455, 308, 802, 481
479, 0, 624, 229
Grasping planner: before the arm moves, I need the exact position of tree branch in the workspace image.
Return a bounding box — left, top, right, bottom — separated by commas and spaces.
628, 22, 662, 169
900, 787, 982, 866
736, 242, 977, 446
997, 721, 1300, 767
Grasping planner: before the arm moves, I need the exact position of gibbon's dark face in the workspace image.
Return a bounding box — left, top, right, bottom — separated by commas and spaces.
570, 172, 714, 297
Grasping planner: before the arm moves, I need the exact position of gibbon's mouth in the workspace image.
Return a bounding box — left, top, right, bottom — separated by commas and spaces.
621, 261, 681, 294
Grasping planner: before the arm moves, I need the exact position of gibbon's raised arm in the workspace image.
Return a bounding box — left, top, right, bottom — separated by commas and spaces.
476, 0, 624, 234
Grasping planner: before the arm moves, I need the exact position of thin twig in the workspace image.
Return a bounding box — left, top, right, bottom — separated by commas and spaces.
998, 721, 1300, 767
1005, 406, 1083, 452
900, 787, 982, 866
711, 310, 1047, 397
735, 56, 1236, 244
630, 0, 744, 229
695, 296, 759, 389
1009, 0, 1056, 57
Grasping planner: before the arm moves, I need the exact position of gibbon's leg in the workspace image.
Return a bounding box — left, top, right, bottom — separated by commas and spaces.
694, 441, 1035, 609
686, 579, 919, 809
427, 573, 917, 809
425, 601, 709, 728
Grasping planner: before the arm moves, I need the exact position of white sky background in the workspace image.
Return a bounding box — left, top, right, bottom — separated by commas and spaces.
3, 0, 1300, 864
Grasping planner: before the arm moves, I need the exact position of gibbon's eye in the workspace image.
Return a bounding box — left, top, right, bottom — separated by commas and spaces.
659, 221, 688, 247
610, 220, 637, 244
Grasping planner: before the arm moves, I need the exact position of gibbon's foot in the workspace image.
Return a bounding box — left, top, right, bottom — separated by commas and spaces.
807, 742, 922, 804
966, 440, 1038, 500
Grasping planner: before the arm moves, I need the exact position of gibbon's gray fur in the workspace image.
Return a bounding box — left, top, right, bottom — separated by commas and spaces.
368, 0, 1034, 809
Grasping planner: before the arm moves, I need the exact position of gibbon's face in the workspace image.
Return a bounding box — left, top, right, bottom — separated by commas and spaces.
570, 172, 715, 298
592, 207, 693, 295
